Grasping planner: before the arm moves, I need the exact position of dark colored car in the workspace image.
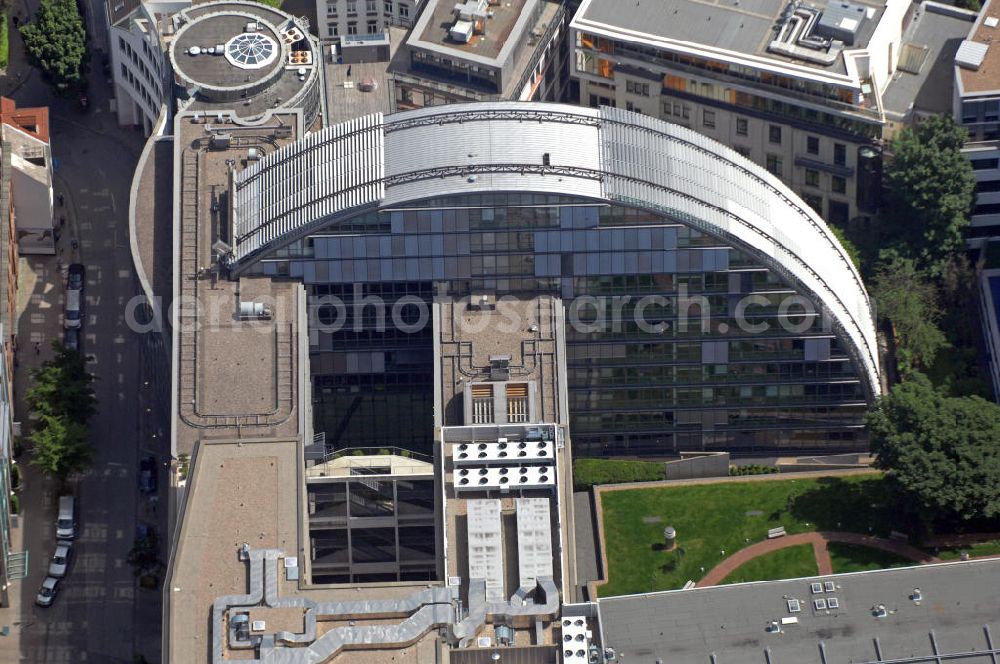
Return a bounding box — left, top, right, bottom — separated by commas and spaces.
64, 328, 80, 352
67, 263, 85, 291
139, 456, 157, 493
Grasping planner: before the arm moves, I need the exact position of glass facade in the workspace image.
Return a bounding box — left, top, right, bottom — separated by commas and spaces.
249, 193, 870, 458
308, 477, 436, 584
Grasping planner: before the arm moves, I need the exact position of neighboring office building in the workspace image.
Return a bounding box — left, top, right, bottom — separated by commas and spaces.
388, 0, 568, 109
0, 97, 55, 255
229, 103, 880, 457
317, 0, 422, 42
954, 0, 1000, 242
568, 0, 920, 225
107, 0, 187, 136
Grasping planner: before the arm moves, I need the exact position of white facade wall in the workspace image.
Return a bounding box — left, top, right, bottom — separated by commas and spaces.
856, 0, 909, 94
318, 0, 422, 41
108, 2, 183, 135
3, 125, 55, 254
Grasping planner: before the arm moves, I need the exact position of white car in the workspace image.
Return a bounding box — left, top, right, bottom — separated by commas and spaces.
35, 576, 60, 607
48, 543, 72, 578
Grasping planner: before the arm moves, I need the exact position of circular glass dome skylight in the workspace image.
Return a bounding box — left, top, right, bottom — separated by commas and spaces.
225, 33, 279, 69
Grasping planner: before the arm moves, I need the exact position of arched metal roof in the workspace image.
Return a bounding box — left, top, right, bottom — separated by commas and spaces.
231, 102, 880, 394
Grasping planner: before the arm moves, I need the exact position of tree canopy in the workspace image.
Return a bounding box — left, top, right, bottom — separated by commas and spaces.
30, 413, 93, 482
866, 375, 1000, 522
27, 343, 96, 482
870, 253, 947, 375
26, 342, 96, 423
20, 0, 88, 95
881, 115, 975, 274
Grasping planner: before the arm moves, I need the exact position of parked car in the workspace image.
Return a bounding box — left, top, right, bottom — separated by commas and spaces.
35, 576, 60, 607
67, 263, 84, 291
139, 456, 157, 493
64, 327, 80, 352
48, 543, 72, 578
63, 289, 82, 330
56, 495, 76, 540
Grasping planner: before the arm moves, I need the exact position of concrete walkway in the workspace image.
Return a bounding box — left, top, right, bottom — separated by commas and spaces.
697, 531, 942, 587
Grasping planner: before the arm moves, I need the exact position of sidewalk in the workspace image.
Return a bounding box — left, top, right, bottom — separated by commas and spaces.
0, 181, 82, 661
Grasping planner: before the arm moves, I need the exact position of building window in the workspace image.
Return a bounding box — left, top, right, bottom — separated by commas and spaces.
398, 2, 408, 16
626, 80, 650, 97
590, 94, 599, 108
834, 143, 847, 167
766, 154, 783, 177
805, 169, 820, 187
828, 200, 849, 225
681, 106, 690, 120
736, 117, 748, 136
807, 135, 820, 155
327, 2, 337, 15
972, 158, 999, 171
347, 21, 358, 34
118, 36, 127, 52
831, 175, 847, 194
328, 24, 339, 36
802, 193, 823, 215
769, 125, 782, 144
346, 0, 357, 12
367, 19, 378, 33
673, 103, 681, 116
733, 145, 751, 159
366, 0, 377, 11
384, 0, 392, 11
703, 109, 716, 129
662, 102, 671, 116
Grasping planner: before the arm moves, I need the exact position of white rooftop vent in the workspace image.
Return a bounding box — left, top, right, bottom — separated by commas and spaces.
450, 19, 474, 43
251, 620, 266, 631
957, 39, 989, 70
986, 15, 999, 27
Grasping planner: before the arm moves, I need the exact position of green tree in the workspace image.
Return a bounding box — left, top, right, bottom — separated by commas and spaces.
828, 223, 862, 273
866, 375, 1000, 522
29, 413, 93, 482
871, 254, 947, 374
26, 343, 96, 423
20, 0, 88, 95
882, 114, 975, 274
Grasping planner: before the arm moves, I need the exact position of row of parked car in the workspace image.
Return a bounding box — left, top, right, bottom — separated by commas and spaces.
63, 263, 84, 352
36, 453, 158, 607
36, 495, 77, 607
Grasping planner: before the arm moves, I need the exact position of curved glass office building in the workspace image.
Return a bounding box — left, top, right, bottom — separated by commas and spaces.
228, 103, 880, 457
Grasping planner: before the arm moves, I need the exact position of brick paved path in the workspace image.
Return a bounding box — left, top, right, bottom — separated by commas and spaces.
697, 531, 941, 587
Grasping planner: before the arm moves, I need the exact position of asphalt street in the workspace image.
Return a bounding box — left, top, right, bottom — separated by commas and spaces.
2, 16, 170, 664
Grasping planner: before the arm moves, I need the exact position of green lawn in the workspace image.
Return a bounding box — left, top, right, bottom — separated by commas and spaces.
599, 474, 895, 597
828, 543, 913, 574
720, 544, 818, 585
937, 539, 1000, 561
573, 458, 663, 490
